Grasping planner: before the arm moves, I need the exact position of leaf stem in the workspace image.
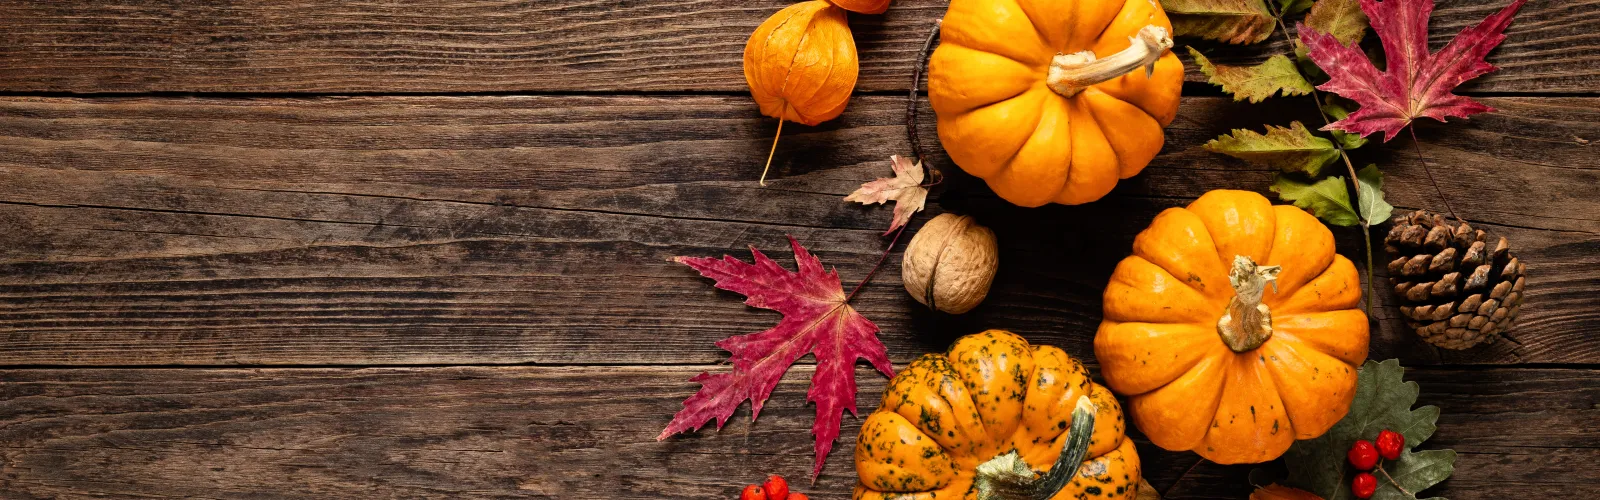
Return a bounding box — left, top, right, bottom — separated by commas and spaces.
848, 20, 943, 305
1376, 459, 1416, 497
1408, 125, 1460, 220
1269, 9, 1375, 316
846, 224, 907, 303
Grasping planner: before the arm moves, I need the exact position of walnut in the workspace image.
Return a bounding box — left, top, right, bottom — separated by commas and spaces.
901, 213, 998, 314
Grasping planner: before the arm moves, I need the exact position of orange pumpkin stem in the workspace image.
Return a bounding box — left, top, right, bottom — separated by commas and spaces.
1046, 25, 1172, 97
1217, 255, 1282, 353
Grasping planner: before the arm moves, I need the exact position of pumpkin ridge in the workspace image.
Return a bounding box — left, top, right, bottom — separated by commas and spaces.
1058, 93, 1123, 203
1001, 90, 1076, 204
1083, 0, 1130, 53
1136, 208, 1230, 300
980, 86, 1054, 187
1082, 86, 1162, 133
1256, 339, 1357, 439
942, 38, 1047, 72
1007, 0, 1061, 54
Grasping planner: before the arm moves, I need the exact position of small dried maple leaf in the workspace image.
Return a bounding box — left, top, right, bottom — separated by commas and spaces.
1299, 0, 1526, 141
660, 236, 894, 478
844, 155, 928, 235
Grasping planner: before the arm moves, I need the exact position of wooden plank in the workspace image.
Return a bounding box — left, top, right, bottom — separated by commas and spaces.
0, 365, 1591, 498
0, 0, 1591, 94
0, 95, 1595, 366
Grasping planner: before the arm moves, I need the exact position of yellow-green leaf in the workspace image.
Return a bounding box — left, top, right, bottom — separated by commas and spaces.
1322, 99, 1369, 149
1356, 164, 1393, 225
1164, 0, 1277, 44
1304, 0, 1368, 45
1277, 0, 1315, 17
1205, 122, 1341, 176
1190, 48, 1314, 103
1271, 173, 1358, 226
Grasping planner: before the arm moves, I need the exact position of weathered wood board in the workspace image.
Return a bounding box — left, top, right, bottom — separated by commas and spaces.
1, 96, 1595, 367
0, 366, 1593, 498
1, 0, 1596, 498
0, 0, 1592, 93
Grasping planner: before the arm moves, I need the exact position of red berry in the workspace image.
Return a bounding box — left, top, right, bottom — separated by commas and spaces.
1347, 439, 1379, 470
1376, 429, 1404, 460
762, 475, 789, 499
786, 494, 809, 500
1352, 472, 1377, 499
740, 484, 767, 500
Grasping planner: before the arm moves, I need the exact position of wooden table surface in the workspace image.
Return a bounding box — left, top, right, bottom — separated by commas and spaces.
1, 1, 1596, 498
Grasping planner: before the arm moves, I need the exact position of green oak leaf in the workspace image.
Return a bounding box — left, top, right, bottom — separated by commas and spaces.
1376, 449, 1456, 500
1323, 99, 1370, 149
1271, 172, 1357, 226
1163, 0, 1276, 44
1190, 48, 1314, 103
1207, 122, 1340, 176
1356, 164, 1393, 225
1284, 360, 1455, 500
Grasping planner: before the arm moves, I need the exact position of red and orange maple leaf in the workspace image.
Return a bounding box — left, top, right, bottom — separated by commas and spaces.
659, 236, 894, 478
844, 155, 928, 235
1299, 0, 1526, 141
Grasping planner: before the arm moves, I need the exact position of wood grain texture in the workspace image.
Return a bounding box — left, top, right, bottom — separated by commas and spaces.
0, 95, 1595, 366
0, 0, 1591, 94
0, 365, 1592, 499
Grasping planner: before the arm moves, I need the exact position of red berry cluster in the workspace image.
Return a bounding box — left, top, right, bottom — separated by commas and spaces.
739, 475, 808, 500
1346, 429, 1405, 498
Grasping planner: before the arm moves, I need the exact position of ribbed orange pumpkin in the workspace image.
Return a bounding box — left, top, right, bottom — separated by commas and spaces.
1095, 190, 1369, 464
929, 0, 1184, 206
854, 330, 1141, 500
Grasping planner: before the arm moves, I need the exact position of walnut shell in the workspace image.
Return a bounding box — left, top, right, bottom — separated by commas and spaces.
901, 213, 998, 314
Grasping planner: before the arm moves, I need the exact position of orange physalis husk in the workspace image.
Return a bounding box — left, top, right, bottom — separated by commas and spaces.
743, 0, 859, 185
826, 0, 891, 14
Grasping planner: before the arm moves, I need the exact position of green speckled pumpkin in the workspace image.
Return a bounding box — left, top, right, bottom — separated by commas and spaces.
853, 330, 1142, 500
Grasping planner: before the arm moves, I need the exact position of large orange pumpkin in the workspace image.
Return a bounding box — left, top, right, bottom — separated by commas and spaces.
929, 0, 1184, 207
854, 330, 1141, 500
1095, 190, 1369, 464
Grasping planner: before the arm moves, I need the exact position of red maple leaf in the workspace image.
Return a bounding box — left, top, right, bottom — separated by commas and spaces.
1299, 0, 1526, 141
659, 236, 894, 478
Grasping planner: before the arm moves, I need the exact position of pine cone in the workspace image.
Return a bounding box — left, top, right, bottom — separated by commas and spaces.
1385, 211, 1526, 349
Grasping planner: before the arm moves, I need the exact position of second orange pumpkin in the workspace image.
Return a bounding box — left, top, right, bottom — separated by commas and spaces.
1095, 190, 1369, 464
929, 0, 1184, 206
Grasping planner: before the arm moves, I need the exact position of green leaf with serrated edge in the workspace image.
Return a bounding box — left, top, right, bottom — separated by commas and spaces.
1373, 449, 1456, 500
1271, 173, 1358, 226
1277, 0, 1315, 17
1295, 42, 1327, 81
1356, 164, 1393, 225
1164, 0, 1276, 44
1207, 122, 1340, 176
1190, 48, 1314, 103
1303, 0, 1368, 45
1323, 99, 1369, 149
1284, 360, 1455, 500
